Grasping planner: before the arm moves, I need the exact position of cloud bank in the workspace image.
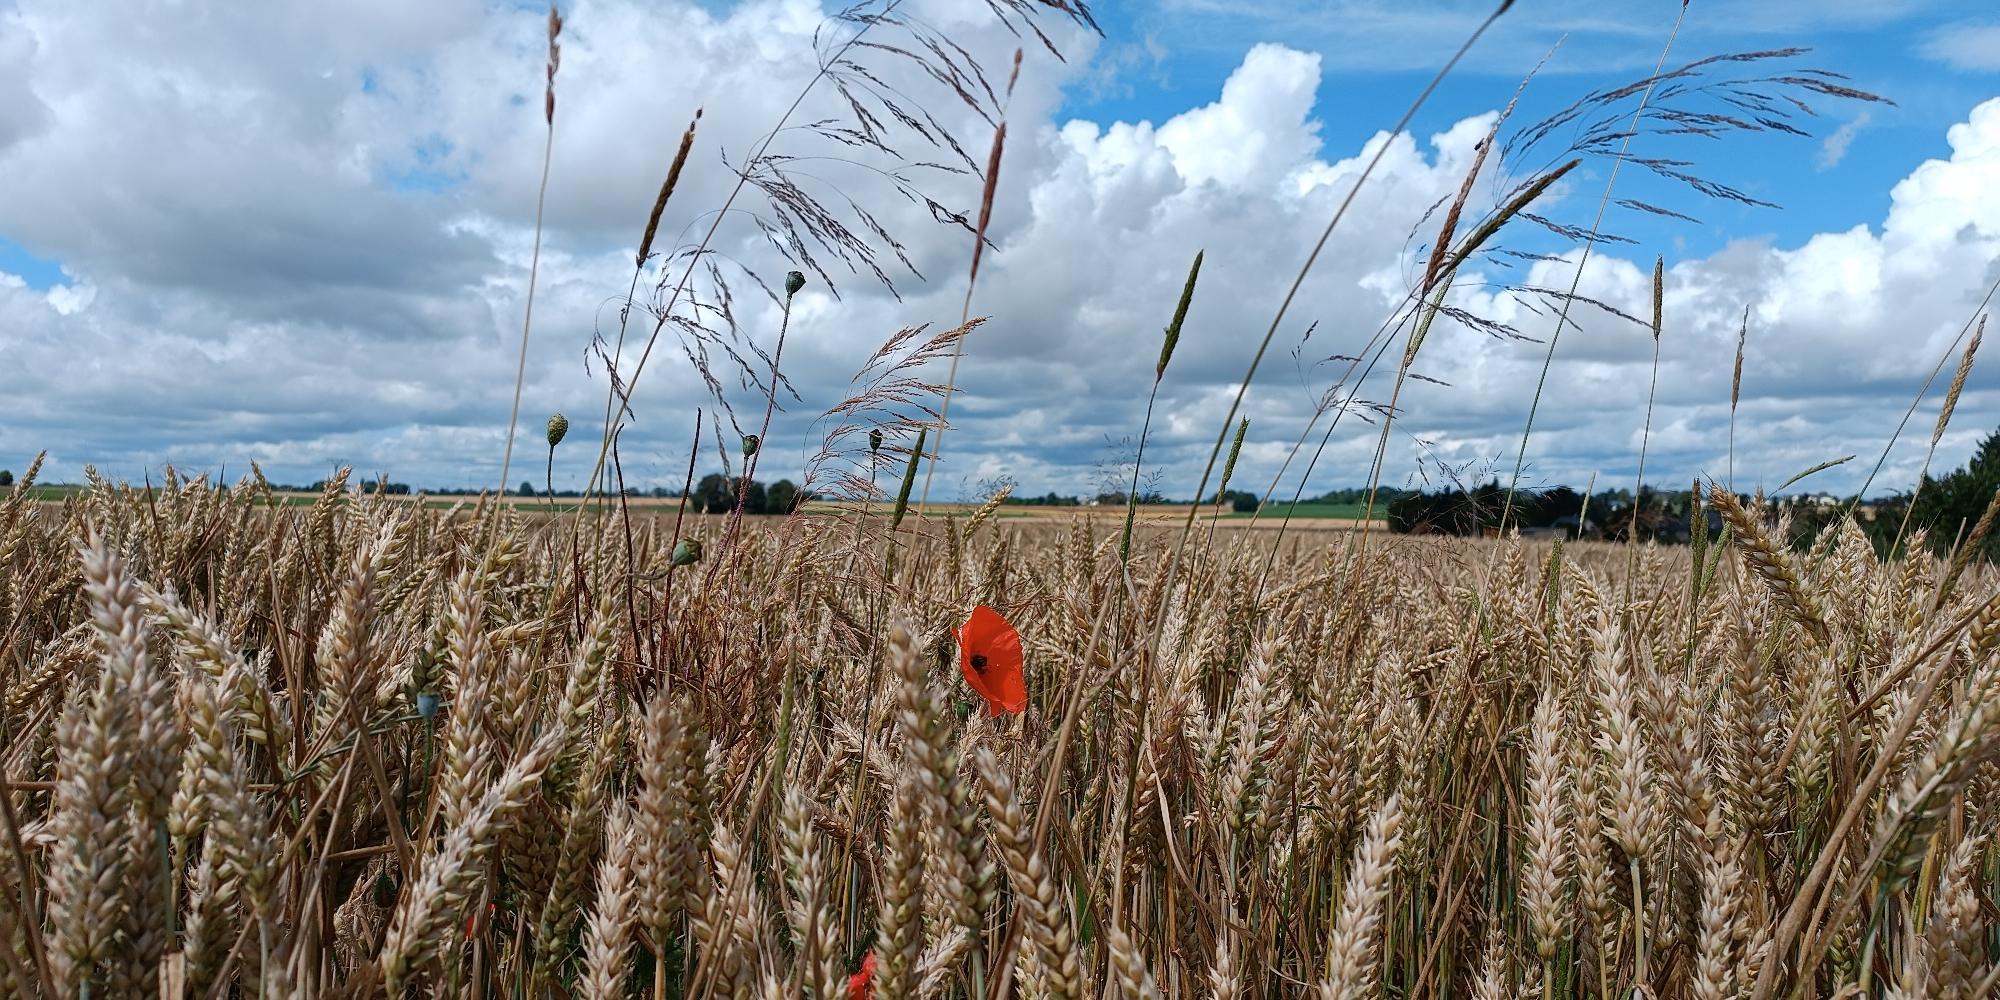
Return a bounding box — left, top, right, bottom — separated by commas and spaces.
0, 0, 1996, 502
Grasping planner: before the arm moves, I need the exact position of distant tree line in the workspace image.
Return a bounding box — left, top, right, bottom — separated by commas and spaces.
690, 474, 808, 514
1379, 427, 2000, 559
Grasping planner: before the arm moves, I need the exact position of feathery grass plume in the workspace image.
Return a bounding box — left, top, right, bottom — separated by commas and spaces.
1320, 794, 1405, 1000
920, 49, 1017, 514
1708, 481, 1831, 643
1366, 157, 1580, 536
1124, 249, 1204, 562
1157, 251, 1202, 380
1173, 0, 1519, 585
379, 726, 568, 992
637, 110, 701, 266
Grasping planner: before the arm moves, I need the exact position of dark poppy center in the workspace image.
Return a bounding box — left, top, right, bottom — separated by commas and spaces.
970, 653, 988, 673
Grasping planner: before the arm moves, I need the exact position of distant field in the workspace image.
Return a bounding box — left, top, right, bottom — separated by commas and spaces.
1228, 501, 1372, 519
8, 486, 1381, 525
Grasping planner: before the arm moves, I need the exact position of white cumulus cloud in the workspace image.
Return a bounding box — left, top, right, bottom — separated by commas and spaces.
0, 0, 1995, 505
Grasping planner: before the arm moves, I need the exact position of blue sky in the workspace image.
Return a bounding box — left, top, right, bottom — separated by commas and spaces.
1068, 1, 1982, 258
0, 0, 1996, 499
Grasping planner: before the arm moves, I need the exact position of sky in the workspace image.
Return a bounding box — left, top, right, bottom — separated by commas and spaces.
0, 0, 1997, 501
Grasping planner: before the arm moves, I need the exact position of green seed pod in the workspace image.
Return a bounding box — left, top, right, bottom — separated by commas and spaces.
741, 434, 760, 458
546, 413, 569, 448
785, 270, 806, 298
672, 537, 703, 566
869, 428, 884, 454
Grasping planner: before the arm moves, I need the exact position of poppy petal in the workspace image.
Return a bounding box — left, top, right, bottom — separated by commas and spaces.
960, 605, 1028, 714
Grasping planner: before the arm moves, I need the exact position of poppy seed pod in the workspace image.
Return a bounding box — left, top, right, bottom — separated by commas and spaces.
741, 434, 760, 458
546, 413, 568, 448
868, 428, 883, 454
785, 270, 806, 298
672, 537, 702, 566
415, 691, 441, 721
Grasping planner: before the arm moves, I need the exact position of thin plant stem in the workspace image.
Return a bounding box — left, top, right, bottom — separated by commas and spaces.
495, 131, 555, 503
1498, 3, 1689, 533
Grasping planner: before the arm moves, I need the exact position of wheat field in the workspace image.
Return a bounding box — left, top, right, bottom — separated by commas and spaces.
0, 457, 1995, 999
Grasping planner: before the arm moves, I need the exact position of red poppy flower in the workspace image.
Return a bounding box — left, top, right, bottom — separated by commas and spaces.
464, 901, 495, 940
848, 950, 877, 1000
959, 605, 1027, 716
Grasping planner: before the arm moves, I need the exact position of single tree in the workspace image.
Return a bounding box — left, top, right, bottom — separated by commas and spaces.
1910, 427, 2000, 559
694, 473, 735, 513
767, 478, 801, 514
741, 479, 769, 515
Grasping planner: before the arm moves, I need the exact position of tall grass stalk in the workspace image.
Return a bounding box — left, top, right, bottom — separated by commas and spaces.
1121, 250, 1202, 564
1498, 2, 1689, 531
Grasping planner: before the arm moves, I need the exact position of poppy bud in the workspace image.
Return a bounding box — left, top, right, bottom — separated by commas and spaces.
785, 270, 806, 298
869, 428, 883, 454
672, 537, 702, 566
741, 434, 760, 458
546, 413, 569, 448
